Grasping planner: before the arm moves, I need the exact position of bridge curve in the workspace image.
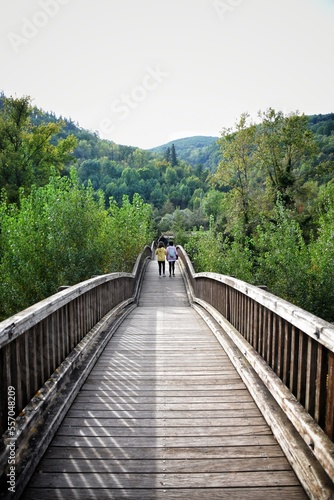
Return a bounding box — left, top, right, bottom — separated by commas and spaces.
0, 246, 333, 499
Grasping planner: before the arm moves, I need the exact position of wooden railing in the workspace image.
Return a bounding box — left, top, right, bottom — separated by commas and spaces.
177, 245, 334, 485
0, 246, 151, 450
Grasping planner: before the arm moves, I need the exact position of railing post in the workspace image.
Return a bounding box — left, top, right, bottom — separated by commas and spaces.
326, 351, 334, 440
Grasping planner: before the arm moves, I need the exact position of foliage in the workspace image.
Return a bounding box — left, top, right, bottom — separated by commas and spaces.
108, 193, 154, 272
184, 217, 224, 273
255, 109, 318, 206
215, 113, 258, 230
185, 217, 253, 282
184, 109, 334, 321
150, 136, 221, 171
219, 230, 254, 283
0, 173, 153, 320
251, 199, 311, 307
0, 96, 77, 203
307, 182, 334, 319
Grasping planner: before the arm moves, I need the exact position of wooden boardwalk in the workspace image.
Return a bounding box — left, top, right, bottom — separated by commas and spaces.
22, 260, 307, 499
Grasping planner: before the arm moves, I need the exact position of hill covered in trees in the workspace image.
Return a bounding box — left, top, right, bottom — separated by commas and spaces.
1, 92, 334, 321
149, 136, 221, 171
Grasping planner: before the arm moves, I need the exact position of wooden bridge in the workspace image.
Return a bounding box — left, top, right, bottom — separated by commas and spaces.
0, 246, 334, 499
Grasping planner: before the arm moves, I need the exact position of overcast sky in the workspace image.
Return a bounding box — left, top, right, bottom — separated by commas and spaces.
1, 0, 333, 149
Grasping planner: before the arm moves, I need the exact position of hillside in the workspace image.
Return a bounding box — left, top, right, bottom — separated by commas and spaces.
150, 136, 221, 171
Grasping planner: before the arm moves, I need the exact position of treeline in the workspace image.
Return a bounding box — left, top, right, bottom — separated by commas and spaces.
1, 94, 334, 322
184, 110, 334, 322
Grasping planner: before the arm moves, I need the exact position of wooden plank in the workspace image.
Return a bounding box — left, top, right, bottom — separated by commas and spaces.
78, 387, 247, 394
26, 471, 302, 489
36, 457, 291, 474
56, 425, 272, 438
49, 434, 279, 448
73, 394, 254, 403
60, 416, 267, 428
41, 444, 286, 460
69, 401, 258, 411
66, 408, 263, 419
22, 487, 308, 500
80, 382, 247, 391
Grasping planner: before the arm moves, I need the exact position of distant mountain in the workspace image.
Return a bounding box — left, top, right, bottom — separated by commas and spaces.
149, 136, 221, 172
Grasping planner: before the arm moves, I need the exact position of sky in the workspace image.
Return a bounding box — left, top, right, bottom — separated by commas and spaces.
1, 0, 333, 149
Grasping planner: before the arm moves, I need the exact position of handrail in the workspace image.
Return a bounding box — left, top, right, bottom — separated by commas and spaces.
177, 245, 334, 487
0, 246, 151, 454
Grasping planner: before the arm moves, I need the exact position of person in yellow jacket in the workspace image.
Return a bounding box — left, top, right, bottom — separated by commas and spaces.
155, 241, 167, 277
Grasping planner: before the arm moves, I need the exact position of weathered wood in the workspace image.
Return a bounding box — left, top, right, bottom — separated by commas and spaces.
177, 246, 334, 487
33, 457, 292, 473
326, 352, 334, 440
66, 408, 263, 419
27, 471, 301, 489
40, 444, 286, 460
191, 299, 334, 499
5, 246, 334, 498
22, 261, 307, 499
0, 248, 152, 499
21, 487, 309, 500
193, 270, 334, 351
60, 416, 266, 428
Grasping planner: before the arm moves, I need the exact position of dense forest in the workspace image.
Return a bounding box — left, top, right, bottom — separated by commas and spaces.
150, 136, 221, 172
0, 93, 334, 321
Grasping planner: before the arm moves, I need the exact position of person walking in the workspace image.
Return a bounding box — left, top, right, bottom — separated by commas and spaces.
155, 241, 167, 277
166, 241, 178, 277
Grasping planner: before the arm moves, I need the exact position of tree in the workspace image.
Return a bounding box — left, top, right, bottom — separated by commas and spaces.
108, 193, 154, 271
0, 96, 76, 203
214, 113, 257, 231
255, 108, 318, 206
171, 143, 178, 166
308, 182, 334, 320
252, 198, 310, 306
164, 146, 171, 163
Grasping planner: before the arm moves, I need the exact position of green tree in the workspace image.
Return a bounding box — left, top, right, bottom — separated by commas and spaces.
308, 182, 334, 320
256, 109, 318, 206
184, 216, 224, 272
0, 170, 111, 318
164, 146, 171, 163
252, 198, 310, 306
108, 193, 154, 271
0, 96, 77, 203
214, 113, 257, 231
171, 143, 178, 166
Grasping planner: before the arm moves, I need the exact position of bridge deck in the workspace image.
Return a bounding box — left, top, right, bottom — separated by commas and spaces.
22, 260, 307, 499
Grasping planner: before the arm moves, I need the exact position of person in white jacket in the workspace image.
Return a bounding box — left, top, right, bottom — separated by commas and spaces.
166, 241, 178, 277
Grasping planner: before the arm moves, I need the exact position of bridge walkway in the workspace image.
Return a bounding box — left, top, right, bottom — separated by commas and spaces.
22, 260, 307, 499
